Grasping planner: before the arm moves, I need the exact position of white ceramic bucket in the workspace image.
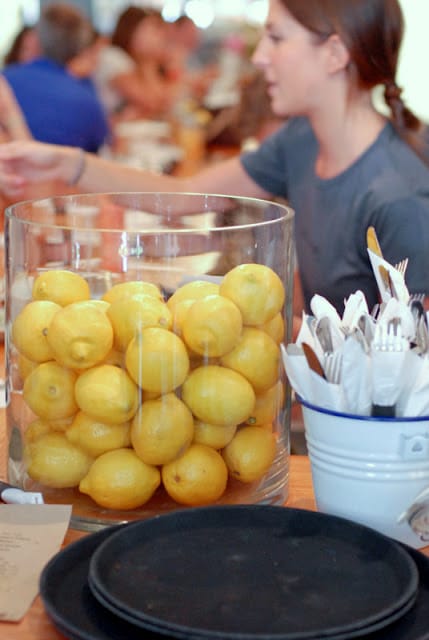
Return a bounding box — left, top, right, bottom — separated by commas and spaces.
300, 397, 429, 548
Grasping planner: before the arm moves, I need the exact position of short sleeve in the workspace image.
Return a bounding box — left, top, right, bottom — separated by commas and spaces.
240, 123, 291, 198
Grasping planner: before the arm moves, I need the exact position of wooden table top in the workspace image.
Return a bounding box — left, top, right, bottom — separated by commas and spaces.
0, 339, 428, 639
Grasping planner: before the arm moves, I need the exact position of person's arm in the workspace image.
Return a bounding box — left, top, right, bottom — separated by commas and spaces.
0, 76, 32, 142
0, 140, 270, 201
110, 70, 172, 117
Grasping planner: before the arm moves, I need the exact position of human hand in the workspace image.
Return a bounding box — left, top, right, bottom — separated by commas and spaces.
0, 140, 68, 197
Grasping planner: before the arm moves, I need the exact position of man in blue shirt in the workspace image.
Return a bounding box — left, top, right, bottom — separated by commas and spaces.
3, 3, 110, 153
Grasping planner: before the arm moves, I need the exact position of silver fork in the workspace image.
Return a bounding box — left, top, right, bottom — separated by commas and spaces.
416, 315, 429, 355
371, 320, 405, 417
323, 351, 342, 384
394, 258, 409, 278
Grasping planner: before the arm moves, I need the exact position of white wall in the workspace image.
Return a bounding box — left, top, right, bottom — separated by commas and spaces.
398, 0, 429, 122
0, 1, 23, 61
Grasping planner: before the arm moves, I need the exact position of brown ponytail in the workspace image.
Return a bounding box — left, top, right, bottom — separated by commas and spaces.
384, 80, 428, 163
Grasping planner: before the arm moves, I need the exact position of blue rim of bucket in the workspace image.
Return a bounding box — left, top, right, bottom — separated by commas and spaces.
297, 395, 429, 423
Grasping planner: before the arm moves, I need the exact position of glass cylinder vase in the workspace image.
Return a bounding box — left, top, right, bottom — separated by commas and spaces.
5, 192, 294, 530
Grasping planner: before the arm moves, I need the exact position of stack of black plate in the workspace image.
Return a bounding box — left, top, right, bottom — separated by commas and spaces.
40, 505, 429, 640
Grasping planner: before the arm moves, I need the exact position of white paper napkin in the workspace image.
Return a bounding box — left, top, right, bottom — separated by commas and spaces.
0, 504, 71, 621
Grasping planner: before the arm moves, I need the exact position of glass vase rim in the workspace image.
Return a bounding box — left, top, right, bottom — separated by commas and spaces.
5, 191, 294, 235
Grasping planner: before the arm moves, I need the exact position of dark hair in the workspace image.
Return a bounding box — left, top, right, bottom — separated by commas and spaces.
281, 0, 426, 159
37, 2, 93, 65
111, 6, 156, 55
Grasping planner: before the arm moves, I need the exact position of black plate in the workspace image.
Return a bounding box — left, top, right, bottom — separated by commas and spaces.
39, 510, 429, 640
40, 525, 157, 640
87, 505, 418, 640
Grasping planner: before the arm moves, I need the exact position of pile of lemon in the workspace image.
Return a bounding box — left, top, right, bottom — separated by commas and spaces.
12, 263, 286, 510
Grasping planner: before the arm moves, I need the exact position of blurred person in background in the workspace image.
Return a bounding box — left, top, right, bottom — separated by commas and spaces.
1, 0, 429, 328
68, 28, 108, 85
3, 25, 41, 66
2, 2, 110, 152
163, 15, 218, 101
169, 15, 202, 69
206, 69, 284, 147
93, 6, 176, 122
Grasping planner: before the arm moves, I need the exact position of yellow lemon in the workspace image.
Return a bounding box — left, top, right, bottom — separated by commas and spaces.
246, 380, 285, 426
171, 299, 195, 337
182, 365, 255, 426
222, 426, 277, 483
17, 352, 38, 382
79, 448, 161, 510
23, 417, 74, 445
12, 300, 61, 362
26, 432, 93, 488
193, 421, 237, 449
258, 312, 285, 344
219, 264, 285, 325
166, 280, 219, 312
75, 364, 139, 424
107, 294, 173, 351
182, 294, 242, 357
162, 443, 228, 506
24, 418, 53, 443
66, 411, 131, 457
125, 327, 189, 393
23, 416, 74, 439
23, 362, 78, 420
32, 270, 90, 306
50, 416, 76, 431
220, 327, 280, 393
46, 301, 114, 369
131, 393, 194, 465
102, 281, 163, 304
84, 299, 110, 312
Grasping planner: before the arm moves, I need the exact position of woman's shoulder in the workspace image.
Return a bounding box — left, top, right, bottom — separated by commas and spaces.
373, 124, 429, 193
360, 124, 429, 223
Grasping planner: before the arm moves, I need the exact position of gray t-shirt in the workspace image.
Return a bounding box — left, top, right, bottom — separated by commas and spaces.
241, 117, 429, 313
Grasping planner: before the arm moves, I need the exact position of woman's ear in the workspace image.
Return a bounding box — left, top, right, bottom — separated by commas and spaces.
324, 33, 350, 74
